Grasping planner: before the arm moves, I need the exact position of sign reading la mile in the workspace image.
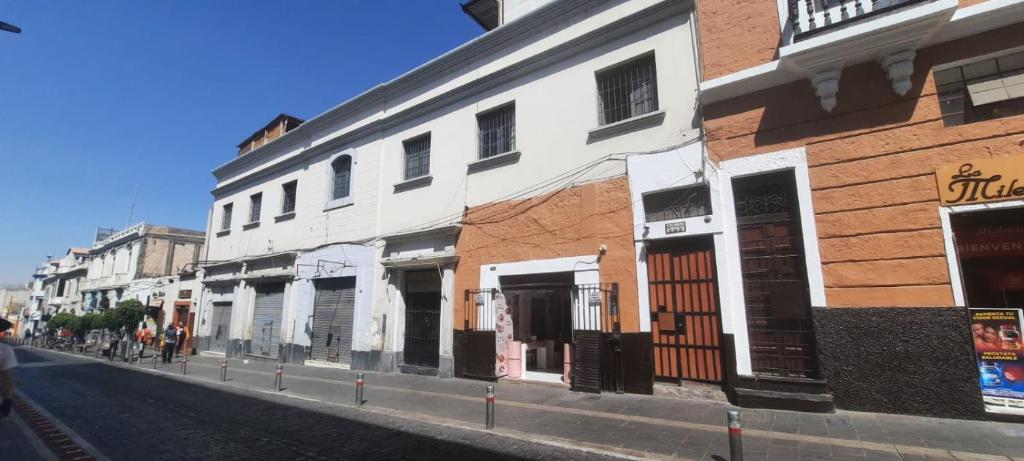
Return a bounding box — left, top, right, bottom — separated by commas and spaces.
936, 158, 1024, 206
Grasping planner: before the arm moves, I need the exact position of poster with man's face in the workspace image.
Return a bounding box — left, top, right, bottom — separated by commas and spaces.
970, 308, 1024, 415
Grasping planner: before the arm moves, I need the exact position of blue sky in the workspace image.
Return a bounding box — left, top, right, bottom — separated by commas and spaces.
0, 1, 481, 285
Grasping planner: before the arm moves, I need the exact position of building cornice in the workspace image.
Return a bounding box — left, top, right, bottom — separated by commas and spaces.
210, 0, 692, 196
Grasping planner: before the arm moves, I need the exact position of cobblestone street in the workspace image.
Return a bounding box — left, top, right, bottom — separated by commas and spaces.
8, 348, 622, 460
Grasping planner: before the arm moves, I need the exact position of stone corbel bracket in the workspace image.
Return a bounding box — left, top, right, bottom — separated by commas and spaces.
811, 69, 842, 112
881, 50, 917, 96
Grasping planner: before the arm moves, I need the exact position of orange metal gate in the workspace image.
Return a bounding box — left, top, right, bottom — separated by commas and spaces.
647, 237, 723, 384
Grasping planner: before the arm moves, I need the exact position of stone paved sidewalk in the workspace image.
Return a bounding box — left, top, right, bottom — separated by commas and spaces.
22, 345, 1024, 460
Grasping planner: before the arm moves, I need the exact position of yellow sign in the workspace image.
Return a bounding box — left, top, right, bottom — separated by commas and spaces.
936, 157, 1024, 206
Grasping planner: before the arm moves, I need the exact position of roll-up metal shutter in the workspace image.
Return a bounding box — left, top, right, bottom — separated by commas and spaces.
311, 278, 355, 365
210, 302, 233, 353
252, 283, 285, 358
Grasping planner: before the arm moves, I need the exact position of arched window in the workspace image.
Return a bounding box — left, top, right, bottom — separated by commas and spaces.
331, 155, 352, 200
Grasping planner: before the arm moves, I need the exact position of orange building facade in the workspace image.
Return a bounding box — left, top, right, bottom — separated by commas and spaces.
696, 0, 1024, 418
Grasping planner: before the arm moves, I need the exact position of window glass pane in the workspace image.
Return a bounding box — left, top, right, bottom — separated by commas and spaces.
963, 59, 998, 80
597, 54, 658, 125
933, 67, 963, 86
642, 185, 711, 222
222, 204, 232, 230
477, 105, 515, 159
403, 135, 431, 180
332, 156, 351, 200
249, 194, 262, 222
282, 182, 296, 214
998, 51, 1024, 72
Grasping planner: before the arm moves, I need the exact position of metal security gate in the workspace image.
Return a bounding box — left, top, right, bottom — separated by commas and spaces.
404, 270, 441, 369
647, 236, 723, 384
311, 278, 355, 365
252, 283, 285, 359
210, 302, 232, 353
733, 170, 819, 378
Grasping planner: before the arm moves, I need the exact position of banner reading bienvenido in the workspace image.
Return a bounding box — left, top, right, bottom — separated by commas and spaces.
494, 293, 514, 378
969, 308, 1024, 415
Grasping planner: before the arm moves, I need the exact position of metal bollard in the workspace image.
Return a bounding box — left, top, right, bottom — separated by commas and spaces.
152, 352, 158, 369
95, 343, 101, 358
485, 385, 495, 430
355, 373, 364, 406
727, 409, 743, 461
181, 357, 188, 375
274, 365, 283, 391
220, 360, 228, 382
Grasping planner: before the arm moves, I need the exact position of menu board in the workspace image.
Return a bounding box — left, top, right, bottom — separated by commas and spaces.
494, 293, 514, 378
970, 308, 1024, 415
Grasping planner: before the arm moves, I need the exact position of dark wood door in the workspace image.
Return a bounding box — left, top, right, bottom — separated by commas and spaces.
404, 292, 441, 368
647, 236, 723, 383
733, 171, 819, 378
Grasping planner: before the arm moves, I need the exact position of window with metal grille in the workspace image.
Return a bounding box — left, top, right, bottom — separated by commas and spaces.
403, 134, 431, 180
249, 193, 262, 223
597, 53, 659, 125
221, 203, 232, 231
642, 184, 712, 222
331, 155, 352, 200
936, 50, 1024, 127
477, 104, 515, 159
281, 181, 297, 214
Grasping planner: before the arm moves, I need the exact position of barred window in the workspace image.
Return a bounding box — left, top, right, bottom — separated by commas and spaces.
331, 155, 352, 200
281, 181, 297, 214
477, 104, 515, 159
221, 203, 232, 231
597, 54, 659, 125
642, 184, 711, 222
403, 134, 431, 180
249, 193, 262, 223
936, 50, 1024, 127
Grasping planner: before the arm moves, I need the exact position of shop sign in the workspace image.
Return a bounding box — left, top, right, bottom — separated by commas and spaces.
178, 290, 192, 299
969, 308, 1024, 415
494, 293, 514, 378
954, 222, 1024, 259
936, 158, 1024, 206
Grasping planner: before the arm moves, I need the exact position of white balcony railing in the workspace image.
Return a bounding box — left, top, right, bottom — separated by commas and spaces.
789, 0, 934, 41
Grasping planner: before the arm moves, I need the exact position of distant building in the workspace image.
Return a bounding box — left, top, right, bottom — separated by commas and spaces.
40, 248, 89, 315
0, 287, 28, 334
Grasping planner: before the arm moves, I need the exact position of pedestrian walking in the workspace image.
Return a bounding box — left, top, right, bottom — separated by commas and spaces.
136, 323, 152, 359
162, 323, 177, 364
175, 322, 185, 356
0, 319, 17, 419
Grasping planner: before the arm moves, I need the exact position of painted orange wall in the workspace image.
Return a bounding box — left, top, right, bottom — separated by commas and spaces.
453, 177, 640, 332
704, 24, 1024, 308
697, 0, 781, 80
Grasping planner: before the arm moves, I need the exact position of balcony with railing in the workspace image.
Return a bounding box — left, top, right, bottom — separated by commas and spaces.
789, 0, 934, 42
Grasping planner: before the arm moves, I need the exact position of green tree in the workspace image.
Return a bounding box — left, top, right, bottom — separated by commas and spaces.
47, 312, 75, 331
109, 299, 146, 331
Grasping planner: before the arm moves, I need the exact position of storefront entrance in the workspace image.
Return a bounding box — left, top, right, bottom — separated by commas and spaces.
404, 270, 441, 369
501, 272, 574, 381
252, 283, 285, 359
209, 302, 232, 353
647, 236, 723, 384
952, 207, 1024, 308
311, 277, 356, 366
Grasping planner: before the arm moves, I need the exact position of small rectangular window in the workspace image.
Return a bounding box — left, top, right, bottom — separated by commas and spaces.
642, 184, 712, 222
477, 104, 515, 159
221, 203, 233, 231
403, 134, 431, 180
936, 50, 1024, 127
597, 53, 659, 125
281, 181, 297, 214
249, 193, 262, 223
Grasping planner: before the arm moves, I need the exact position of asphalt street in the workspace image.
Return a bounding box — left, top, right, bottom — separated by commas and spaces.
11, 348, 624, 460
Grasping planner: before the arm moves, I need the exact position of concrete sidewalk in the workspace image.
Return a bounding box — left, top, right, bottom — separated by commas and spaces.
25, 346, 1024, 460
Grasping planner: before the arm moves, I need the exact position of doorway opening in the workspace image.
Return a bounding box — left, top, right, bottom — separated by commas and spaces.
500, 272, 574, 383
403, 269, 442, 370
952, 207, 1024, 308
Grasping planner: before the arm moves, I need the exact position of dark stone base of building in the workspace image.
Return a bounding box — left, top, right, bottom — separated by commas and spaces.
351, 350, 380, 371
812, 306, 985, 420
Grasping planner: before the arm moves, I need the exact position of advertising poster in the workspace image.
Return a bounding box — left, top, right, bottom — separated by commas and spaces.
970, 308, 1024, 415
494, 293, 514, 378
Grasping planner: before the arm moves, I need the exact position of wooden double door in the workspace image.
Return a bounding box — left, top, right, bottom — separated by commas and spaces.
647, 236, 723, 384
